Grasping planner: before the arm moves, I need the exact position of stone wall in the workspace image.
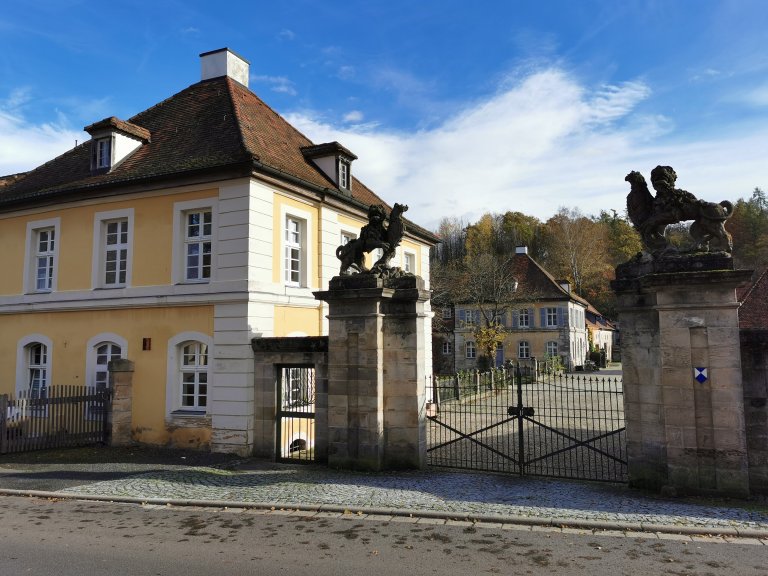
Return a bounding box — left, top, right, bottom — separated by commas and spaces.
740, 330, 768, 494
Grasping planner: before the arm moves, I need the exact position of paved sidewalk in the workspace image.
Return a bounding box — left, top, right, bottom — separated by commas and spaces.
1, 447, 767, 539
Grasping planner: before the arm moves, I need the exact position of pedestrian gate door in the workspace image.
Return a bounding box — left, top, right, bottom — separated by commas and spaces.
276, 366, 316, 463
427, 366, 627, 482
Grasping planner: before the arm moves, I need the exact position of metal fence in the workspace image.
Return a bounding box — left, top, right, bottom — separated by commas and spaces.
1, 385, 112, 453
427, 365, 626, 482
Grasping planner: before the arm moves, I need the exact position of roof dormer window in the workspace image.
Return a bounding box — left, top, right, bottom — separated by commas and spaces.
300, 141, 357, 195
92, 137, 113, 171
339, 159, 350, 190
84, 117, 151, 174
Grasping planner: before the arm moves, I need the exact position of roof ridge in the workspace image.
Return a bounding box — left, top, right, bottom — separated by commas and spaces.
223, 78, 252, 162
740, 267, 767, 305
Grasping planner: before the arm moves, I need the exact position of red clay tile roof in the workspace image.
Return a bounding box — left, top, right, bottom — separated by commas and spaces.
739, 269, 768, 329
0, 76, 436, 241
84, 116, 151, 142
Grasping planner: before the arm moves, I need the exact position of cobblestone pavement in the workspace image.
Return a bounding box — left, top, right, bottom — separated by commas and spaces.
2, 454, 767, 538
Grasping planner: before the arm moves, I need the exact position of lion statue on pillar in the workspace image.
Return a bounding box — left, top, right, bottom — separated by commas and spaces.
625, 166, 733, 256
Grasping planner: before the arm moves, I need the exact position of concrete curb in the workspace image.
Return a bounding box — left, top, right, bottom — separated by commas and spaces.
2, 488, 765, 539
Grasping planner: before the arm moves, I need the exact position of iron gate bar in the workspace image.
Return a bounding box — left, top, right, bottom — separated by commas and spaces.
518, 416, 627, 465
427, 365, 626, 482
426, 415, 520, 465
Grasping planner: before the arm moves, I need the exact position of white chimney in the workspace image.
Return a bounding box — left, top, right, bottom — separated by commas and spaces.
515, 246, 528, 255
200, 48, 250, 87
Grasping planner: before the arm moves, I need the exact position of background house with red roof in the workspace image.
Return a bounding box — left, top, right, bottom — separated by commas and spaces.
435, 246, 594, 374
0, 48, 437, 456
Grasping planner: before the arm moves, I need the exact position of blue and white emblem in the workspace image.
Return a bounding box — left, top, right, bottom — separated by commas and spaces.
694, 367, 708, 384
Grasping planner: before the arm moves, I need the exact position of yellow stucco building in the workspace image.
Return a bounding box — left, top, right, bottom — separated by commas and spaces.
0, 48, 436, 455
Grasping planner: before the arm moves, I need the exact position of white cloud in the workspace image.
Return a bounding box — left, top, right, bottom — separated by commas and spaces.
343, 110, 364, 123
252, 75, 297, 96
0, 92, 83, 176
286, 67, 768, 230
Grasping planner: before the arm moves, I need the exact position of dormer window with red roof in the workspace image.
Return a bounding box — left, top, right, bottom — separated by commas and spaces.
84, 117, 151, 174
301, 141, 357, 195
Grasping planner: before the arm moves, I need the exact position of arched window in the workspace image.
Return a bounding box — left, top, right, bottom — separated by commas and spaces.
94, 343, 122, 388
180, 341, 209, 410
27, 342, 48, 398
465, 341, 476, 359
518, 340, 530, 359
166, 332, 212, 416
16, 335, 53, 398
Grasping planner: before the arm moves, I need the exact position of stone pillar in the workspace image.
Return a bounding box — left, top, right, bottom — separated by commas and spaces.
108, 358, 135, 447
613, 255, 752, 497
314, 274, 431, 471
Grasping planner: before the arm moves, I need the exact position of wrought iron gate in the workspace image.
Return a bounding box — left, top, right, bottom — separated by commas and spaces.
276, 366, 316, 463
427, 365, 627, 482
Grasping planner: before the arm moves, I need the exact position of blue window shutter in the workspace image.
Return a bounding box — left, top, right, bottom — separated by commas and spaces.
512, 310, 519, 328
528, 308, 535, 327
474, 310, 481, 325
458, 309, 466, 322
558, 307, 566, 326
540, 308, 547, 327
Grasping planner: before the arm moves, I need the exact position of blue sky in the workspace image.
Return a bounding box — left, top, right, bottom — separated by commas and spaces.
1, 0, 766, 230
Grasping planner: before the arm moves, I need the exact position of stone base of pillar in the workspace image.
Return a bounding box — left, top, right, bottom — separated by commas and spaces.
315, 274, 431, 471
108, 359, 135, 447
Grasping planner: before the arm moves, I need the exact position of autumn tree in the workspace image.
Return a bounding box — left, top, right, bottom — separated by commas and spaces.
540, 207, 611, 299
728, 187, 768, 273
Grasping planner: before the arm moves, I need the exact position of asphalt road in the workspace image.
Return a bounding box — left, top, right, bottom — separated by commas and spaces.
1, 495, 766, 576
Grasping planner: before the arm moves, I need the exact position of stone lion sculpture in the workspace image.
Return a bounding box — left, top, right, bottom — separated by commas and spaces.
625, 166, 733, 255
336, 203, 409, 275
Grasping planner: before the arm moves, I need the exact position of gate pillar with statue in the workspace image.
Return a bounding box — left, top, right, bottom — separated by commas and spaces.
314, 273, 431, 471
614, 165, 753, 497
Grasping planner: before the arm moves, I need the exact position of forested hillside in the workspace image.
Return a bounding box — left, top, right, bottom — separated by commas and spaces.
430, 187, 768, 318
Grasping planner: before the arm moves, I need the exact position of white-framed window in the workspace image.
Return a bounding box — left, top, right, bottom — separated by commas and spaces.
166, 332, 212, 416
281, 205, 313, 289
25, 218, 61, 294
180, 341, 209, 410
403, 251, 416, 274
104, 219, 128, 286
16, 334, 53, 399
518, 340, 530, 359
86, 334, 126, 421
92, 209, 133, 289
184, 209, 212, 282
285, 216, 302, 285
442, 307, 452, 319
545, 307, 558, 328
91, 137, 113, 170
35, 228, 56, 291
27, 343, 48, 398
546, 341, 559, 357
463, 309, 476, 326
172, 198, 217, 285
465, 341, 476, 359
339, 160, 350, 190
341, 231, 356, 246
87, 334, 128, 390
519, 308, 530, 328
442, 341, 452, 355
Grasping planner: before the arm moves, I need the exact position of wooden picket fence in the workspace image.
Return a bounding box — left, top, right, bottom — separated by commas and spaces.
0, 385, 112, 454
